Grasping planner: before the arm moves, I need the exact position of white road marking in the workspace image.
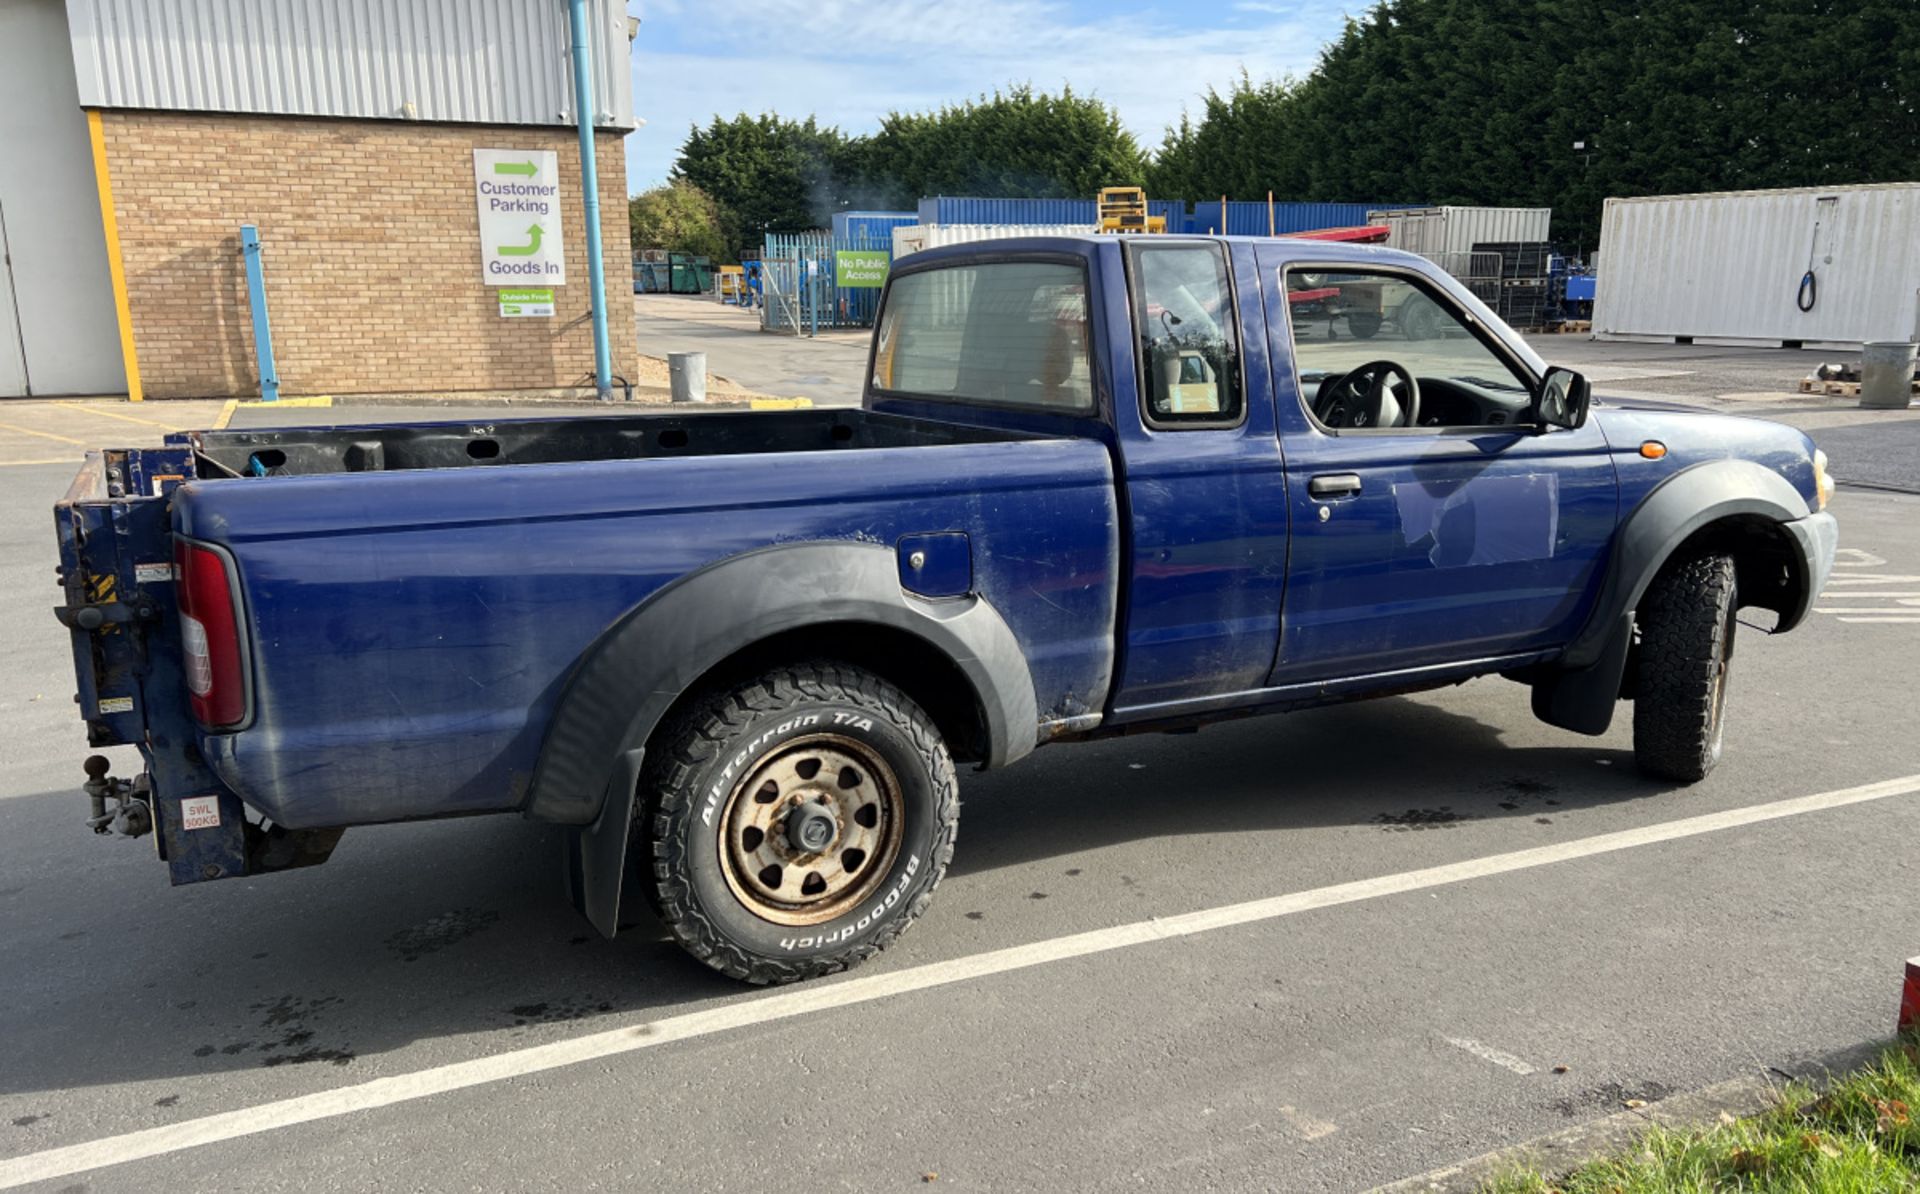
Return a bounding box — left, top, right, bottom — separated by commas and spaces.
1443, 1036, 1538, 1075
1819, 593, 1920, 600
1837, 617, 1920, 624
1823, 575, 1920, 585
3, 772, 1918, 1189
1832, 548, 1887, 567
1815, 605, 1920, 614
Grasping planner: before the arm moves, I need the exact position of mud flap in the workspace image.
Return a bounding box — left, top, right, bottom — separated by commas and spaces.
1532, 612, 1633, 736
564, 748, 645, 938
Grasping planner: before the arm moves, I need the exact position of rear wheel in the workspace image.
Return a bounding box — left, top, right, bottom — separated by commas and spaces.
641, 662, 958, 984
1632, 553, 1738, 782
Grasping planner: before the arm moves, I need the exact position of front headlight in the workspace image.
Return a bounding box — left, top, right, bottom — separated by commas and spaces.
1812, 448, 1833, 511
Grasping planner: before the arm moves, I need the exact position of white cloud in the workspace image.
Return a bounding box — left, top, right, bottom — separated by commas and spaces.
621, 0, 1356, 192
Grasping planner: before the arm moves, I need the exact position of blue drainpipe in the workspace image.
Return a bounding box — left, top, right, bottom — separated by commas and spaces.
567, 0, 614, 400
239, 224, 279, 402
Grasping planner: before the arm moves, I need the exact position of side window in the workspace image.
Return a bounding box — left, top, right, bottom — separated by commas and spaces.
1285, 268, 1535, 430
1135, 245, 1243, 427
873, 261, 1093, 412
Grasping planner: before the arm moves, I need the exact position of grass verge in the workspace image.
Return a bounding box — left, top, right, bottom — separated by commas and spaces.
1484, 1038, 1919, 1193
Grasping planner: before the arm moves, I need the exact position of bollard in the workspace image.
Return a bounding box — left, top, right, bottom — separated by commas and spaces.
1901, 955, 1920, 1037
668, 351, 707, 403
1859, 341, 1917, 410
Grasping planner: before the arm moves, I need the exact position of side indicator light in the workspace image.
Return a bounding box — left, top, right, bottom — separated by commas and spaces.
1639, 441, 1668, 459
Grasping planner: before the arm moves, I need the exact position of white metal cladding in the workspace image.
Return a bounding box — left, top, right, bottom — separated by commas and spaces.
1593, 184, 1920, 347
1369, 207, 1552, 256
64, 0, 635, 128
892, 224, 1099, 259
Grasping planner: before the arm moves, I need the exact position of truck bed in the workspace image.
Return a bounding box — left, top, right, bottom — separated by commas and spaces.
186, 407, 1027, 478
65, 409, 1122, 831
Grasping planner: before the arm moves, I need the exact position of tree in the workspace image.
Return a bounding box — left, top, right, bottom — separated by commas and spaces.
627, 180, 727, 260
672, 114, 857, 257
1145, 0, 1920, 252
859, 86, 1147, 206
659, 88, 1149, 258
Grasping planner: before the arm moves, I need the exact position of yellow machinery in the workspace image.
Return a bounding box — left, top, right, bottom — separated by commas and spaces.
1097, 187, 1166, 234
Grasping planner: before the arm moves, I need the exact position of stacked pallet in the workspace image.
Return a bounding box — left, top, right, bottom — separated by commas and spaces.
1799, 377, 1920, 398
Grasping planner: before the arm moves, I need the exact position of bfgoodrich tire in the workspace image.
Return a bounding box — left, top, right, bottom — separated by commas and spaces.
641, 662, 958, 984
1632, 553, 1738, 783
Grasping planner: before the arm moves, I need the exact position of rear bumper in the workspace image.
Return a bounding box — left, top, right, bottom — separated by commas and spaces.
1777, 510, 1838, 633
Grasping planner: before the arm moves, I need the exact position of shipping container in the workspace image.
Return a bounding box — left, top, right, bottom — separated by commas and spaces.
916, 196, 1186, 232
1189, 200, 1423, 236
1369, 207, 1553, 257
832, 210, 917, 243
1592, 183, 1920, 347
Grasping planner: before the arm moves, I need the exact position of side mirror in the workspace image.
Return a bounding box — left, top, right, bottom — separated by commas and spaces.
1534, 367, 1591, 430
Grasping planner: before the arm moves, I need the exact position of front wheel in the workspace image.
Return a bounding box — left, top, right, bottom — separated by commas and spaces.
641, 662, 958, 984
1632, 553, 1738, 782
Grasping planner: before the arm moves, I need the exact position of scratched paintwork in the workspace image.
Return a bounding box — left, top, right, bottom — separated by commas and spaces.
177, 438, 1120, 827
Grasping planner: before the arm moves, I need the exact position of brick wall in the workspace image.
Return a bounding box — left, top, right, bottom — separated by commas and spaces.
101, 111, 636, 399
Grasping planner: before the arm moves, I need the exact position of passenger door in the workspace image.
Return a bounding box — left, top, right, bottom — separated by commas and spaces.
1256, 251, 1618, 684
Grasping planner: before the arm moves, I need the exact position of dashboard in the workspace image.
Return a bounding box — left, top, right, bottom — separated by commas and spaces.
1305, 372, 1535, 429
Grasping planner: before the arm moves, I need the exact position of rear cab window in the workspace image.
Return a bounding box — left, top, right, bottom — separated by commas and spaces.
872, 260, 1093, 412
1132, 243, 1244, 429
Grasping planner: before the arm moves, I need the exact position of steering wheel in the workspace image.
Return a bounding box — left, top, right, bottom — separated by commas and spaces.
1313, 359, 1421, 429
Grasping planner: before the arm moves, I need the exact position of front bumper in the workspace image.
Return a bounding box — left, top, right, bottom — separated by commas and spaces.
1777, 510, 1838, 634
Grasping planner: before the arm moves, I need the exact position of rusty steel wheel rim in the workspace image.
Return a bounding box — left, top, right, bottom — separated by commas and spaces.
718, 734, 905, 926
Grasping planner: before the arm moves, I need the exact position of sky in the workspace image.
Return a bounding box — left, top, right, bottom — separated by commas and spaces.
620, 0, 1360, 195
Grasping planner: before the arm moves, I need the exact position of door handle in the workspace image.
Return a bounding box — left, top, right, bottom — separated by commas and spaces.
1308, 473, 1363, 498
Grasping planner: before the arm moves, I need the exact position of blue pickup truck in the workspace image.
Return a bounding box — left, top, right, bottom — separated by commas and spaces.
55, 236, 1836, 983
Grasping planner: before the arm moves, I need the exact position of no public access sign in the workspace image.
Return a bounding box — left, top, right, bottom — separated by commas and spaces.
835, 250, 889, 289
473, 149, 565, 286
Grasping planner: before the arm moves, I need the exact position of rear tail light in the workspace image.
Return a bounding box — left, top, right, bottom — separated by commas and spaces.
174, 542, 247, 728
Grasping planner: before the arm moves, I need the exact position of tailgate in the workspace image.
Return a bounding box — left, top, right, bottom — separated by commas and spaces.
55, 443, 300, 888
54, 445, 195, 747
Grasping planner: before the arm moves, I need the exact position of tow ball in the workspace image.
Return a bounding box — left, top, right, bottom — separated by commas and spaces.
82, 755, 152, 838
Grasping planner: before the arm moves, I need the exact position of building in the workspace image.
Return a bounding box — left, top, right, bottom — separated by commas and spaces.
0, 0, 638, 400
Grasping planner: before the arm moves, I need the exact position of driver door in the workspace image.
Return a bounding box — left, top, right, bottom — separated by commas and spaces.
1255, 252, 1618, 683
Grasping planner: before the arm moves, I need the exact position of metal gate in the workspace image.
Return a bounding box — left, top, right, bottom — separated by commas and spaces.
759, 229, 894, 335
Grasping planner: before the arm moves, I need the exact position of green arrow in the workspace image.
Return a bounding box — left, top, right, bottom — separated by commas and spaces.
496, 224, 545, 257
492, 161, 538, 177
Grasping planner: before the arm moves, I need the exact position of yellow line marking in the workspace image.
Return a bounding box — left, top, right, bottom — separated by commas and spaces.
53, 401, 180, 430
749, 397, 813, 410
0, 420, 88, 446
0, 457, 79, 468
86, 110, 143, 404
214, 400, 237, 430
235, 396, 332, 409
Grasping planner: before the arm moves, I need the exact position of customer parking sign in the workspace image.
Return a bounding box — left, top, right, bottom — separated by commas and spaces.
474, 149, 565, 286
